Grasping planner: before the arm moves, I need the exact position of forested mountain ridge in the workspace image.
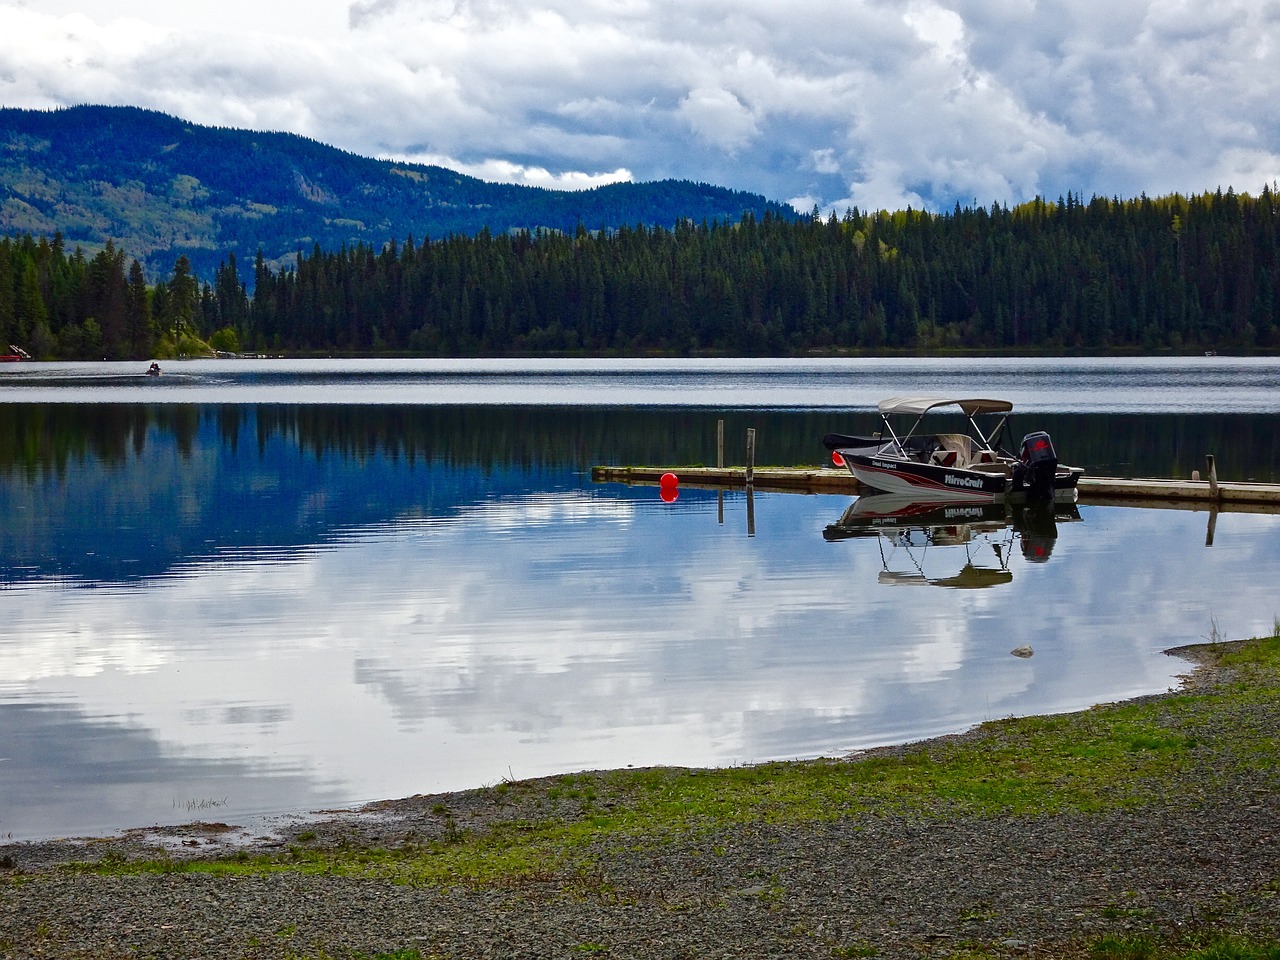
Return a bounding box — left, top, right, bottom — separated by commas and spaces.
0, 105, 796, 281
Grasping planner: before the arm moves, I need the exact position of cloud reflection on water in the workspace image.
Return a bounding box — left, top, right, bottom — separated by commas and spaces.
5, 481, 1278, 841
2, 381, 1279, 841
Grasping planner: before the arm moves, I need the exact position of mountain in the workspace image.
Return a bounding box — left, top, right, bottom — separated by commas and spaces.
0, 105, 797, 280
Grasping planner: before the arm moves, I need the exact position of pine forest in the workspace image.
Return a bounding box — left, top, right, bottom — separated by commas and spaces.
2, 187, 1277, 360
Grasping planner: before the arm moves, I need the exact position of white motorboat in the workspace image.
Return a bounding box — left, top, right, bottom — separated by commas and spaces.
823, 396, 1083, 503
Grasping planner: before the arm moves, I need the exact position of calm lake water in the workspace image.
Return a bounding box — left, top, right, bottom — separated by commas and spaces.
2, 357, 1279, 841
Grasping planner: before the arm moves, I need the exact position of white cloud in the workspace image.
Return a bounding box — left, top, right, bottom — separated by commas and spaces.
391, 153, 634, 190
810, 148, 840, 176
678, 86, 760, 151
904, 1, 967, 63
1, 0, 1278, 210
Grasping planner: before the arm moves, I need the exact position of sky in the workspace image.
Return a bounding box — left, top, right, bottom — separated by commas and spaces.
1, 0, 1278, 214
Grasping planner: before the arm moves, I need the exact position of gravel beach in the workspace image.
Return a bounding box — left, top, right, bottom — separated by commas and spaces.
3, 642, 1278, 960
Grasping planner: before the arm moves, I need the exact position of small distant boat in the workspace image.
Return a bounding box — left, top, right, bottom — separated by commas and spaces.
146, 362, 162, 376
2, 344, 30, 362
823, 396, 1083, 503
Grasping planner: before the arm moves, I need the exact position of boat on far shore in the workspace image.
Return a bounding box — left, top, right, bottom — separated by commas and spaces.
2, 344, 31, 362
824, 396, 1084, 503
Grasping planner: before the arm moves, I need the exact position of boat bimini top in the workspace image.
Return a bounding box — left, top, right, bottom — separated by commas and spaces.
876, 396, 1014, 417
874, 396, 1015, 454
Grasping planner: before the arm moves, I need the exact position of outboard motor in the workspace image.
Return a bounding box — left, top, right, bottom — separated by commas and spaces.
1013, 431, 1058, 502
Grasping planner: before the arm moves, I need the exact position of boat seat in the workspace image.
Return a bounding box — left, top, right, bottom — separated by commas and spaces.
933, 433, 976, 468
930, 449, 958, 467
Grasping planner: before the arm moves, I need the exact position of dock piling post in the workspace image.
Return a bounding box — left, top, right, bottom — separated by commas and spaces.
717, 419, 725, 469
746, 486, 755, 537
1206, 455, 1219, 500
746, 428, 756, 486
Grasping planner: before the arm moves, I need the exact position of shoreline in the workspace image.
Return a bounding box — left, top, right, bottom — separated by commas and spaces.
3, 636, 1277, 959
0, 639, 1220, 870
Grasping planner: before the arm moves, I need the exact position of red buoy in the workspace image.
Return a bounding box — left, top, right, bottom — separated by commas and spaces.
660, 472, 679, 487
831, 450, 845, 467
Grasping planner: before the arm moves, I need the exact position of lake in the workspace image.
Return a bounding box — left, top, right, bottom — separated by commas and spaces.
2, 356, 1279, 841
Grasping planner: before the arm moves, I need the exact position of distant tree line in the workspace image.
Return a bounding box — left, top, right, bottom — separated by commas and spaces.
0, 235, 208, 360
3, 187, 1278, 359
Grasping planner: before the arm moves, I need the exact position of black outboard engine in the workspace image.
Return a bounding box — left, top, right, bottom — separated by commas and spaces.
1013, 431, 1058, 502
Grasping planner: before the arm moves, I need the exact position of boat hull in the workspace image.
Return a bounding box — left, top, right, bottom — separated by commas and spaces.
843, 453, 1005, 500
842, 453, 1081, 503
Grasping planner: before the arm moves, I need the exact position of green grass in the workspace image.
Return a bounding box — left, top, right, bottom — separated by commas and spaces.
820, 936, 1280, 960
1088, 934, 1280, 960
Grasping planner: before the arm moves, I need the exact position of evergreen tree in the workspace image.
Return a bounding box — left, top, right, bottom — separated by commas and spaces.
125, 259, 154, 358
0, 238, 15, 347
163, 255, 199, 349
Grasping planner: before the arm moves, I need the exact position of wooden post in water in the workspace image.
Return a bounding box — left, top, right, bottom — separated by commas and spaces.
717, 419, 725, 469
746, 486, 756, 537
1206, 454, 1219, 500
745, 428, 756, 486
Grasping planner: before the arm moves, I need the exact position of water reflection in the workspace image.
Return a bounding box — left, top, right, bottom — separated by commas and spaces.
823, 497, 1083, 586
2, 398, 1280, 842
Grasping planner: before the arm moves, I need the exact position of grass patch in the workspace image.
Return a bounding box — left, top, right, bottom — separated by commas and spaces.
1089, 934, 1280, 960
70, 633, 1280, 893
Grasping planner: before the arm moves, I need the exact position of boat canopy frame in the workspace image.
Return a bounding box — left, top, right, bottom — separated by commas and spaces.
874, 396, 1015, 456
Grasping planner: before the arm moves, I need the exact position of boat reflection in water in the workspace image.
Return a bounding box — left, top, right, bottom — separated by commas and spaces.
823, 494, 1082, 587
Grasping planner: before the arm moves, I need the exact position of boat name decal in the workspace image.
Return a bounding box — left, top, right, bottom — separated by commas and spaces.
944, 474, 986, 489
871, 460, 898, 470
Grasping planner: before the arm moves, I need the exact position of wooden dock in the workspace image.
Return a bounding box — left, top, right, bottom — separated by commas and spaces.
590, 465, 1280, 508
591, 465, 853, 493
1078, 476, 1280, 508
